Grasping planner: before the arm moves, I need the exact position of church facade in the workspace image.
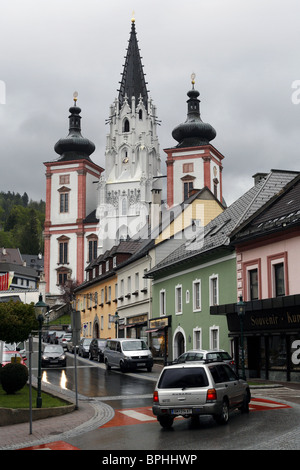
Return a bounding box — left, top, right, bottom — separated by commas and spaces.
44, 18, 225, 299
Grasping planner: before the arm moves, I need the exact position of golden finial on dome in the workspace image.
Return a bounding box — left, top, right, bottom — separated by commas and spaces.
131, 11, 135, 23
73, 91, 78, 105
191, 72, 196, 86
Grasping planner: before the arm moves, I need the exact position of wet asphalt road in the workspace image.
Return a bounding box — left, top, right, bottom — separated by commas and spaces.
37, 352, 300, 450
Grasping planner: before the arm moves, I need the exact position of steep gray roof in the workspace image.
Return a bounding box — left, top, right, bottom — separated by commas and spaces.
147, 169, 299, 277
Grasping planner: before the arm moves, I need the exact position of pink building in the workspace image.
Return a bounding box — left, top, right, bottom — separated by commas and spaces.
230, 173, 300, 381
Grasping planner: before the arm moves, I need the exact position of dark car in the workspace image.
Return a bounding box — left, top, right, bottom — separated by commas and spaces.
42, 345, 67, 368
89, 339, 107, 362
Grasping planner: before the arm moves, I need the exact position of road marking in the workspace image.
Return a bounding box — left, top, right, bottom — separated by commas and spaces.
250, 398, 292, 411
19, 441, 80, 450
119, 409, 157, 421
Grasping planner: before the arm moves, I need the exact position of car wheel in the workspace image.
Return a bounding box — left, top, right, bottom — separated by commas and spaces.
89, 352, 93, 360
105, 359, 111, 370
214, 399, 229, 425
240, 391, 250, 414
120, 361, 127, 373
147, 366, 152, 372
158, 416, 174, 429
98, 353, 102, 363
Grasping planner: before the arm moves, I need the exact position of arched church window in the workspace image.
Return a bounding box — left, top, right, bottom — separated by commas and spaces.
123, 118, 130, 132
138, 109, 143, 120
121, 197, 127, 216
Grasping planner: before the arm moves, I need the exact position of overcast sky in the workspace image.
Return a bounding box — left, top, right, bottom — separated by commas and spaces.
0, 0, 300, 206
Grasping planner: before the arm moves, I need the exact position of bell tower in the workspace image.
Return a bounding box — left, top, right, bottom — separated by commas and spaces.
165, 74, 224, 208
44, 94, 103, 296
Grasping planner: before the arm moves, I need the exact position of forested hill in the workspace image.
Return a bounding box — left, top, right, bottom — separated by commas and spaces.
0, 191, 45, 255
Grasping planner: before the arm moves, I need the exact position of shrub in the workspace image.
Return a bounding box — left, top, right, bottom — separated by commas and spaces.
0, 363, 28, 394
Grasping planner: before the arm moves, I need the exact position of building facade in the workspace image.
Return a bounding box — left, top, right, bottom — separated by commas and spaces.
213, 172, 300, 381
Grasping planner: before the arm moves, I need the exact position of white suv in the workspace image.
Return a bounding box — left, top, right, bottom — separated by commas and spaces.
152, 362, 250, 428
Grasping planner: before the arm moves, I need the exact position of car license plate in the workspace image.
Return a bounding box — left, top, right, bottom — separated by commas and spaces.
171, 409, 192, 415
138, 362, 146, 366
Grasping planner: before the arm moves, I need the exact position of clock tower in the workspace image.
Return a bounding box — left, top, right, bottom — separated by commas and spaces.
97, 18, 162, 252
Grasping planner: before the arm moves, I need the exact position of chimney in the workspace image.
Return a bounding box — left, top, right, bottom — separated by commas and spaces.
252, 172, 267, 185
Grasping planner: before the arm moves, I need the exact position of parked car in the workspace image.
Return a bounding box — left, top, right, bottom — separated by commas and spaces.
152, 362, 250, 428
78, 338, 92, 357
104, 338, 153, 372
1, 351, 27, 366
172, 349, 235, 369
58, 333, 72, 350
89, 339, 107, 362
41, 345, 67, 368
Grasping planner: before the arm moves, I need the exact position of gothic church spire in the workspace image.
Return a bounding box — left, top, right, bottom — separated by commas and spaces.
118, 17, 149, 110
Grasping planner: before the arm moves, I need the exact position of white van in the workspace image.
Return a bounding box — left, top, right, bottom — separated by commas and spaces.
104, 339, 153, 372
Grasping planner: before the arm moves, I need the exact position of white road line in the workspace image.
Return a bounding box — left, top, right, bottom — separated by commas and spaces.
250, 400, 286, 407
119, 410, 156, 421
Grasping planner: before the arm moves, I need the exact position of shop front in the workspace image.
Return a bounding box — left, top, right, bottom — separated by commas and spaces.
211, 294, 300, 382
146, 315, 172, 364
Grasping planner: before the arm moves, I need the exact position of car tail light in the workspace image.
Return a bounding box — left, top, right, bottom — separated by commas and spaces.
153, 391, 159, 403
206, 388, 217, 402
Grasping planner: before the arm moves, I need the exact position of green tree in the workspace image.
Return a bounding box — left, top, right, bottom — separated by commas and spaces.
0, 301, 38, 343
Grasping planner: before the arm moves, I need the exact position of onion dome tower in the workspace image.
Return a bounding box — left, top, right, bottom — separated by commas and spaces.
54, 92, 96, 162
165, 74, 224, 207
172, 75, 216, 148
44, 92, 103, 296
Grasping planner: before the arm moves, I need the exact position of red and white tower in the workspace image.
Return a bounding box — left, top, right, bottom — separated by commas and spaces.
44, 95, 103, 296
165, 75, 224, 208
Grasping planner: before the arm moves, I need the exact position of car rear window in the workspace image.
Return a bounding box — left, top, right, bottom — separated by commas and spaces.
158, 367, 209, 389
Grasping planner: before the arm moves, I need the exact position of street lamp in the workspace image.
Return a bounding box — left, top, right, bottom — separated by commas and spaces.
34, 293, 48, 408
112, 312, 119, 338
236, 296, 246, 380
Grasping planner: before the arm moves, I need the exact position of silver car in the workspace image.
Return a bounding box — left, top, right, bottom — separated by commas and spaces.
152, 362, 250, 428
173, 349, 235, 369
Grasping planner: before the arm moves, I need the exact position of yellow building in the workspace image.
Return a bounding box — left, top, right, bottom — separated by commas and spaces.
74, 241, 143, 339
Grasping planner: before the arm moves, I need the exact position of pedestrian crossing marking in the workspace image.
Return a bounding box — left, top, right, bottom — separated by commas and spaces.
119, 409, 157, 421
100, 398, 292, 428
250, 397, 291, 411
101, 406, 156, 428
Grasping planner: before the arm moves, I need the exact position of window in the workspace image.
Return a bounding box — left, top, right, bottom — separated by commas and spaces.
175, 285, 182, 314
193, 328, 202, 350
183, 181, 194, 200
123, 118, 130, 132
249, 268, 259, 300
210, 327, 219, 350
59, 174, 70, 185
57, 269, 68, 286
60, 192, 69, 213
267, 252, 288, 298
209, 275, 219, 306
183, 163, 194, 173
135, 272, 139, 292
127, 276, 131, 293
193, 280, 201, 311
106, 260, 109, 272
113, 256, 117, 268
58, 239, 68, 264
88, 239, 98, 262
160, 289, 166, 316
274, 263, 285, 297
138, 109, 143, 120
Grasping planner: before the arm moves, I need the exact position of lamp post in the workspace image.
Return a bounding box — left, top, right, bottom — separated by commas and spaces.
34, 293, 48, 408
112, 312, 119, 338
236, 296, 246, 380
